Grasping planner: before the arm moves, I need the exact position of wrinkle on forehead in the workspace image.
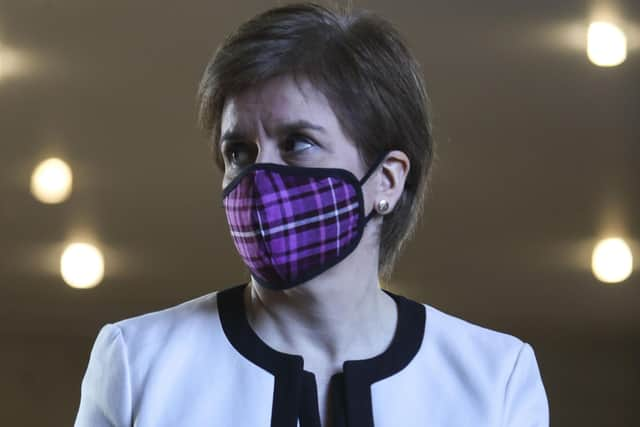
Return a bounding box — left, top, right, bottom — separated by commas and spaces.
220, 74, 336, 139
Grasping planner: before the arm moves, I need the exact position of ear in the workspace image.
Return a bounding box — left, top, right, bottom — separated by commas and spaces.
376, 150, 410, 213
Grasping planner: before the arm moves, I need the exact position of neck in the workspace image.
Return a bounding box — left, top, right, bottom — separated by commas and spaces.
244, 238, 397, 372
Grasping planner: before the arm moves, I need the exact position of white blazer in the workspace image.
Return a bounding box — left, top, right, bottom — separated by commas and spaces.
74, 283, 549, 426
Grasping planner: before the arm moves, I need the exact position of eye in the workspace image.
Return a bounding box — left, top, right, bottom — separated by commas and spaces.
282, 133, 315, 155
223, 142, 257, 168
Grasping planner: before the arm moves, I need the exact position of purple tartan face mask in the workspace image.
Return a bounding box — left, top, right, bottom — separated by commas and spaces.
221, 152, 388, 290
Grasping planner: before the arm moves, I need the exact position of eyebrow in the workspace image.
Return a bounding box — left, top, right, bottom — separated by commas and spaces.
220, 120, 326, 145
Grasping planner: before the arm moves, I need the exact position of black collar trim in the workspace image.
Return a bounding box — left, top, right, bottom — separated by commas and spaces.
217, 283, 426, 427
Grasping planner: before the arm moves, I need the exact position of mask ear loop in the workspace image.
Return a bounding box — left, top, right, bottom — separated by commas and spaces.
359, 151, 390, 186
364, 207, 378, 223
359, 151, 391, 224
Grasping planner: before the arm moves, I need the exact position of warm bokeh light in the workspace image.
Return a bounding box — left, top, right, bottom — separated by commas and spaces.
592, 238, 633, 284
30, 158, 73, 204
587, 22, 627, 67
0, 43, 34, 81
60, 243, 105, 289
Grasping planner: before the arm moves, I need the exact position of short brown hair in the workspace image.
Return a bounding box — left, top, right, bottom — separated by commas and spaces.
196, 1, 435, 280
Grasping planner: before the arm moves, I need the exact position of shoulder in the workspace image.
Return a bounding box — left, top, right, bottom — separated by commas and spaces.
75, 287, 241, 426
96, 287, 236, 378
423, 303, 525, 359
112, 289, 221, 345
417, 302, 549, 424
419, 302, 531, 383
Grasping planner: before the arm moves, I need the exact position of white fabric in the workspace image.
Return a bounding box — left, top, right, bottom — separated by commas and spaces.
74, 291, 549, 426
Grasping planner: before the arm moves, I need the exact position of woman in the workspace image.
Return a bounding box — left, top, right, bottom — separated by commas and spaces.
75, 3, 549, 426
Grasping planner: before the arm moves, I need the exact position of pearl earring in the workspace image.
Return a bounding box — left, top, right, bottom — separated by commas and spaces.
376, 199, 390, 213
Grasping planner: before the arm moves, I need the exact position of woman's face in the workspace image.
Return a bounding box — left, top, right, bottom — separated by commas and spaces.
219, 74, 368, 189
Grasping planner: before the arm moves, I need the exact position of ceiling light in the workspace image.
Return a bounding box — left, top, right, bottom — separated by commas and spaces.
30, 158, 73, 204
60, 243, 105, 289
591, 238, 633, 283
587, 22, 627, 67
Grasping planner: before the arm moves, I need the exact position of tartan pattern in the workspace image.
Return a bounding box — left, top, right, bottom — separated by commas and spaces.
223, 167, 361, 287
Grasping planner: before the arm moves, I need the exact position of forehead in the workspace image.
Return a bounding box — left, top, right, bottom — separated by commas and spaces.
220, 74, 338, 134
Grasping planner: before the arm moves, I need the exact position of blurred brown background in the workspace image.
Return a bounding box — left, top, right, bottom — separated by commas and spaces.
1, 0, 639, 425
